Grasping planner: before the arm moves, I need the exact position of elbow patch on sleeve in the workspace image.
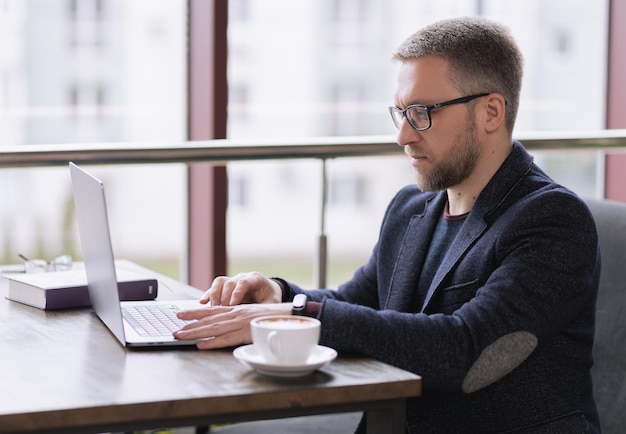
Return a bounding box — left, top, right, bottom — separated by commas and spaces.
462, 331, 538, 394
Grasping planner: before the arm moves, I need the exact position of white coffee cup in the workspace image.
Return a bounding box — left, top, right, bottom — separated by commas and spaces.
250, 315, 321, 365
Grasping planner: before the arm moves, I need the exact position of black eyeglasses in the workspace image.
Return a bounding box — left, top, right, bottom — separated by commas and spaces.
388, 93, 490, 131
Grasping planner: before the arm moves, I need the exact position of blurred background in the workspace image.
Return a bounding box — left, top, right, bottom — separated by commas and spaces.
0, 0, 608, 287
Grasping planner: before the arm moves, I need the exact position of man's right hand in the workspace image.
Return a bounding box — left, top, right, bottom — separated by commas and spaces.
199, 272, 283, 306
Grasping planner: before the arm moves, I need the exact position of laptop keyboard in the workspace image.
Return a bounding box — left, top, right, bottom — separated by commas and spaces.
122, 304, 193, 337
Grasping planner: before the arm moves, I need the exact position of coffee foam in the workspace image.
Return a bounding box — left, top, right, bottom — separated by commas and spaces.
256, 318, 316, 329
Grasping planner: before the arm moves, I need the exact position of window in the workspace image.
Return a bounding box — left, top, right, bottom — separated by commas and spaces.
226, 0, 609, 284
0, 1, 187, 277
329, 176, 368, 208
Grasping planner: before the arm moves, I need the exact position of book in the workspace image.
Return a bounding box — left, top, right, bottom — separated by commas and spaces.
5, 268, 158, 310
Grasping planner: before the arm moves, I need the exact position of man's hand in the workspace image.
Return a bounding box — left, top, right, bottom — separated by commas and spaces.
173, 303, 291, 350
199, 272, 283, 306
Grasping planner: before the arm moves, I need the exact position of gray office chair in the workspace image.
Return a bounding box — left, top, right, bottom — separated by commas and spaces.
585, 198, 626, 434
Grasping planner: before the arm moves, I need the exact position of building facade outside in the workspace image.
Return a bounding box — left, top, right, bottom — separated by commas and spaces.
0, 0, 608, 284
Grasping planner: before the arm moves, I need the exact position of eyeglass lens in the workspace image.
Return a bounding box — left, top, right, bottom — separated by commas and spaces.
405, 107, 429, 129
390, 106, 430, 130
19, 254, 73, 273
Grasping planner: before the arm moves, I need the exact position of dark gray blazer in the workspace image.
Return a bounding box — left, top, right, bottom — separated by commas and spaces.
285, 142, 601, 433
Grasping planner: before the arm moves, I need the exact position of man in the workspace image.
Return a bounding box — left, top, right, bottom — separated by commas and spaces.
175, 17, 601, 433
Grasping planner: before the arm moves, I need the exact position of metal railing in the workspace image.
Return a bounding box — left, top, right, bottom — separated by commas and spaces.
1, 129, 626, 168
3, 129, 625, 286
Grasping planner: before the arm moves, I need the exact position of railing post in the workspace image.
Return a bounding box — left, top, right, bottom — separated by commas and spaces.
315, 158, 328, 288
604, 0, 626, 202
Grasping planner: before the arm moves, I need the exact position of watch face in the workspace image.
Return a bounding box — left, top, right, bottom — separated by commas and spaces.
293, 293, 307, 310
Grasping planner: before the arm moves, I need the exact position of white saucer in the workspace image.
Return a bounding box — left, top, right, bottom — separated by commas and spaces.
233, 344, 337, 378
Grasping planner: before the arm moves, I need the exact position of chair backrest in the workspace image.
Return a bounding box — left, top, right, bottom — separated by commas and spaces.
585, 198, 626, 434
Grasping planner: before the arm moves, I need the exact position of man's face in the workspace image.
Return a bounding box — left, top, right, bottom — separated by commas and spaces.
392, 56, 482, 192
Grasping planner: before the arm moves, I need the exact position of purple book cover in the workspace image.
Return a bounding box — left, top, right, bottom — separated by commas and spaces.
6, 270, 159, 310
44, 279, 158, 309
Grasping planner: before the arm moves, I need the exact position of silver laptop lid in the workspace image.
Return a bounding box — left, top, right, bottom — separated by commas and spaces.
70, 162, 127, 345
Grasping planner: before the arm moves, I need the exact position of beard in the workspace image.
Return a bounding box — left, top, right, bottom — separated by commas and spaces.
414, 118, 481, 192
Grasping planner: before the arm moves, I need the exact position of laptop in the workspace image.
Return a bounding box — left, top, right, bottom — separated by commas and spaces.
70, 162, 201, 347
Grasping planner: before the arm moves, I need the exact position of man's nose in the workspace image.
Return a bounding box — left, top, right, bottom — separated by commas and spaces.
396, 118, 420, 147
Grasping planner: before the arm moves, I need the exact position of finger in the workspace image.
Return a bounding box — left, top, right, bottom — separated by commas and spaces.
196, 330, 251, 350
173, 313, 244, 341
203, 276, 229, 306
204, 275, 243, 306
176, 308, 207, 321
228, 278, 253, 305
176, 305, 229, 321
173, 321, 214, 340
207, 274, 246, 306
221, 275, 246, 306
198, 290, 210, 304
228, 272, 269, 305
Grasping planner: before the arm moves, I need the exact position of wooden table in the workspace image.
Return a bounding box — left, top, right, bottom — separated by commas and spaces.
0, 261, 421, 434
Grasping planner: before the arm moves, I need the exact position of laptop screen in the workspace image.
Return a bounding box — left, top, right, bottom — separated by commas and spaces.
70, 162, 127, 345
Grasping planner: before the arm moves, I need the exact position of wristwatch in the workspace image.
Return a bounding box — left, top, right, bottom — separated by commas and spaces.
291, 293, 307, 316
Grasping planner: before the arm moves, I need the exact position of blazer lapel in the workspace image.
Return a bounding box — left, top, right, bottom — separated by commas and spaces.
418, 142, 533, 312
383, 194, 444, 311
421, 212, 487, 312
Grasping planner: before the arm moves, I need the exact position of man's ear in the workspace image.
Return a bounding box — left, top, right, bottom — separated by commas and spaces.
482, 93, 506, 133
